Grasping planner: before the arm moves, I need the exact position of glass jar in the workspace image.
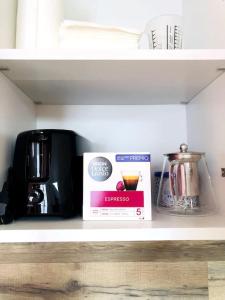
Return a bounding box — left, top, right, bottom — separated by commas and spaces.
156, 144, 216, 216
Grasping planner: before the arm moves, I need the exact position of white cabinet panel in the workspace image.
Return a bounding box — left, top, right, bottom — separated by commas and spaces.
187, 73, 225, 211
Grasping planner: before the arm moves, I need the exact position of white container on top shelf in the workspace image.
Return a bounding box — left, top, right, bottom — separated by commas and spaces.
16, 0, 64, 49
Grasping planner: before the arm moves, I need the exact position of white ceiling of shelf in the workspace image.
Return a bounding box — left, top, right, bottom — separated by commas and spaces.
0, 50, 225, 105
0, 64, 224, 104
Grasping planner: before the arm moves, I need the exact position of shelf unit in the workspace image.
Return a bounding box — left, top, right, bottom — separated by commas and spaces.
1, 48, 225, 243
1, 2, 225, 298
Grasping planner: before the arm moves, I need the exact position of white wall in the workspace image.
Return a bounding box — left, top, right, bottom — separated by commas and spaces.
0, 73, 36, 188
187, 73, 225, 212
64, 0, 183, 31
183, 0, 225, 49
36, 104, 187, 172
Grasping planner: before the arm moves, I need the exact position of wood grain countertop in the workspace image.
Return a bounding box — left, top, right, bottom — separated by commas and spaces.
0, 240, 224, 264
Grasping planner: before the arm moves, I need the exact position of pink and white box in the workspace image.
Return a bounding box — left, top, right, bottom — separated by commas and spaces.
83, 153, 152, 220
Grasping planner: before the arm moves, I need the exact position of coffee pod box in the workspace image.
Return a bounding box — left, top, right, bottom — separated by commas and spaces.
83, 153, 152, 220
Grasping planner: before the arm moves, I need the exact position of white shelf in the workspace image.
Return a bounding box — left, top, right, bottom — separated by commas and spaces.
0, 49, 224, 105
1, 213, 225, 243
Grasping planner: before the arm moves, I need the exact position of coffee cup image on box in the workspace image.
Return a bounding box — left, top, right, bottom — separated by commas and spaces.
121, 171, 142, 191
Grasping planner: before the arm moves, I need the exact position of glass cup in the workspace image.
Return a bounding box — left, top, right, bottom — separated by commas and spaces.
140, 15, 183, 49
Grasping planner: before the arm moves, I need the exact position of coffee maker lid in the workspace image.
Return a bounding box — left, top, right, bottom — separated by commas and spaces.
164, 143, 205, 161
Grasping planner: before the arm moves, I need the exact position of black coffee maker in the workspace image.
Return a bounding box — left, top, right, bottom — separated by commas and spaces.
11, 129, 82, 218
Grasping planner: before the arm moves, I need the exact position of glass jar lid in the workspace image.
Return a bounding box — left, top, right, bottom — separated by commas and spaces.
165, 143, 204, 162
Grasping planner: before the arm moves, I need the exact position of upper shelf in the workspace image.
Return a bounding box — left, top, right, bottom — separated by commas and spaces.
0, 49, 225, 105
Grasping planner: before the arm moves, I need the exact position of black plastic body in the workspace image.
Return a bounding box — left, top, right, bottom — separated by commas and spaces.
11, 129, 82, 218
